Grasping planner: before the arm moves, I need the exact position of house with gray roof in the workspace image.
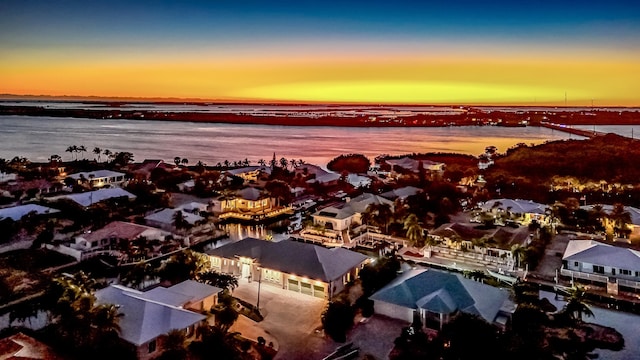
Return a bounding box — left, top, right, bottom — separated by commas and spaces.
219, 186, 293, 222
206, 237, 370, 298
0, 203, 59, 221
562, 240, 640, 295
67, 169, 126, 188
370, 268, 514, 331
95, 283, 209, 360
49, 187, 136, 207
144, 208, 204, 231
479, 198, 549, 225
312, 193, 394, 232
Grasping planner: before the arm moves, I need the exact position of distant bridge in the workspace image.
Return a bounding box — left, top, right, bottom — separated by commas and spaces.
540, 122, 608, 138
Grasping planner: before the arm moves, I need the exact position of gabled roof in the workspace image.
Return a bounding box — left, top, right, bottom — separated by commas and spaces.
563, 240, 640, 271
68, 170, 125, 180
51, 188, 136, 207
370, 269, 510, 323
307, 172, 341, 184
95, 285, 206, 346
236, 187, 266, 201
346, 193, 394, 214
144, 208, 203, 225
379, 186, 422, 201
79, 221, 169, 242
481, 199, 547, 215
206, 238, 369, 282
0, 204, 59, 221
136, 280, 222, 307
314, 203, 356, 220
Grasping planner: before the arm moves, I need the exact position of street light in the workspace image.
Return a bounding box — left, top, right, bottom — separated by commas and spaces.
256, 265, 262, 313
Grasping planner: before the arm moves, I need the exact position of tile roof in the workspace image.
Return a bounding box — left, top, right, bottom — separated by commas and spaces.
95, 285, 206, 346
563, 240, 640, 271
206, 238, 369, 282
0, 204, 59, 221
52, 188, 136, 207
79, 221, 168, 242
370, 269, 510, 323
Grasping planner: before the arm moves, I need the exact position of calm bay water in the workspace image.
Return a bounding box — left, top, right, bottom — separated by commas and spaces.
0, 115, 579, 166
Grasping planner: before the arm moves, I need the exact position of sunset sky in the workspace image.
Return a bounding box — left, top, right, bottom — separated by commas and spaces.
1, 1, 639, 106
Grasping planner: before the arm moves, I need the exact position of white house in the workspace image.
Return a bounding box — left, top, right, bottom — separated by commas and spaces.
67, 170, 126, 188
49, 188, 137, 207
95, 281, 219, 360
562, 240, 640, 295
0, 204, 60, 221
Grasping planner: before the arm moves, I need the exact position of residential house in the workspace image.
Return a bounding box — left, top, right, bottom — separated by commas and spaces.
95, 282, 213, 360
379, 186, 422, 202
67, 170, 126, 188
206, 237, 370, 298
561, 240, 640, 295
225, 166, 272, 183
145, 208, 204, 231
74, 221, 171, 251
136, 280, 222, 313
219, 186, 293, 222
48, 188, 137, 208
383, 157, 445, 179
479, 198, 549, 225
313, 193, 394, 231
0, 203, 60, 221
370, 268, 514, 331
579, 204, 640, 242
428, 222, 530, 268
47, 221, 172, 261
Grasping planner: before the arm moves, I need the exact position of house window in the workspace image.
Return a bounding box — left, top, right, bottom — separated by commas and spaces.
574, 262, 579, 267
593, 265, 605, 274
620, 269, 631, 276
91, 241, 98, 248
211, 257, 221, 267
636, 271, 640, 277
148, 339, 156, 353
611, 268, 616, 275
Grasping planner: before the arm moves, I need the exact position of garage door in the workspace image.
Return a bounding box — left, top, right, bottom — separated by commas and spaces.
288, 278, 299, 292
300, 282, 312, 295
313, 284, 325, 298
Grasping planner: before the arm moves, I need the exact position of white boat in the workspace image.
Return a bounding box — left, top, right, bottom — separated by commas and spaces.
486, 269, 519, 285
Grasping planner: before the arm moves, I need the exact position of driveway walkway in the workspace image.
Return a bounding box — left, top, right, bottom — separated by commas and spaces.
231, 280, 333, 359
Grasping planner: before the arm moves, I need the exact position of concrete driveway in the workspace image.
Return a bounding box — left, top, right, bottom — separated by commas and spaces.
231, 279, 334, 359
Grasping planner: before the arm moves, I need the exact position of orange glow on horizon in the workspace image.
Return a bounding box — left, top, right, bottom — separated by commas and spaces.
2, 47, 639, 106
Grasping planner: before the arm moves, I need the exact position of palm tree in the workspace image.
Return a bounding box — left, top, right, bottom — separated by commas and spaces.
181, 158, 189, 167
66, 145, 77, 161
103, 148, 112, 162
279, 157, 288, 169
77, 145, 87, 160
174, 156, 182, 166
158, 329, 188, 360
172, 210, 190, 231
93, 147, 102, 162
608, 203, 632, 239
242, 158, 250, 166
511, 244, 527, 269
257, 159, 266, 167
562, 286, 594, 322
404, 213, 424, 247
289, 158, 297, 170
198, 270, 239, 292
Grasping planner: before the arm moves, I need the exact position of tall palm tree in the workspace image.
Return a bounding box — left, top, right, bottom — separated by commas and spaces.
93, 147, 102, 162
66, 145, 77, 161
289, 158, 297, 170
608, 203, 632, 238
404, 213, 424, 247
257, 159, 266, 167
279, 157, 288, 169
174, 157, 182, 166
103, 148, 112, 162
511, 244, 527, 269
77, 145, 87, 160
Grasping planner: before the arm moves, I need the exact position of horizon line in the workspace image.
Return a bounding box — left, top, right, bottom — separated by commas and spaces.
0, 93, 638, 108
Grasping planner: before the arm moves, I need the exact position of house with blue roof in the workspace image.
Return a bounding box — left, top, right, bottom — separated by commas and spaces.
370, 268, 515, 331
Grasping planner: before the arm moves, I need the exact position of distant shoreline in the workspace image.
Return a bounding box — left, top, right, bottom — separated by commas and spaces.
2, 104, 640, 128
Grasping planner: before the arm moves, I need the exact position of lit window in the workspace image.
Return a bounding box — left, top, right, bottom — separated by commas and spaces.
231, 261, 235, 266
